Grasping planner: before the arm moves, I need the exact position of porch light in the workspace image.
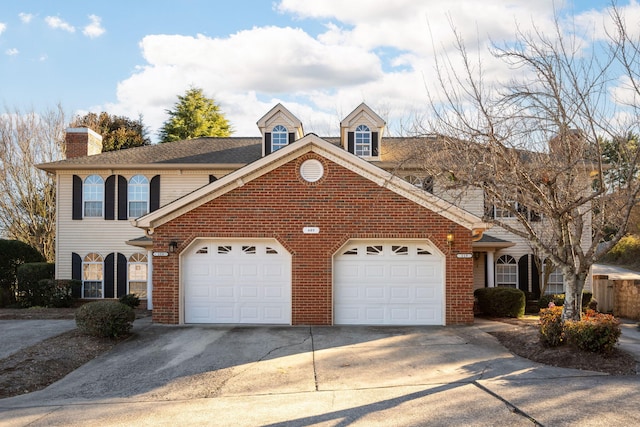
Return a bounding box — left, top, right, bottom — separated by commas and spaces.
169, 241, 178, 253
446, 232, 454, 246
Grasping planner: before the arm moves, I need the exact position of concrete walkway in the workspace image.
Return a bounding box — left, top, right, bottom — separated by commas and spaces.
1, 318, 639, 426
0, 319, 76, 359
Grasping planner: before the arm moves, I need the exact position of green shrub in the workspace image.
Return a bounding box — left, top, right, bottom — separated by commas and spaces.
119, 293, 141, 308
564, 310, 621, 353
538, 292, 593, 311
39, 279, 78, 308
16, 263, 55, 307
474, 287, 525, 318
0, 240, 45, 307
539, 305, 565, 347
75, 301, 135, 338
538, 293, 565, 310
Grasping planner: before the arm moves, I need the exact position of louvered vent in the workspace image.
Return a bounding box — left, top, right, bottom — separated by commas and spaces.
300, 159, 324, 182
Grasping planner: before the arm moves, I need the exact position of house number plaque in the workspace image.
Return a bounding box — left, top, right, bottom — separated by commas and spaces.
303, 227, 320, 234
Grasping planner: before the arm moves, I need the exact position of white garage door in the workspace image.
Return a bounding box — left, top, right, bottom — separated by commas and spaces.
334, 241, 444, 325
183, 240, 291, 324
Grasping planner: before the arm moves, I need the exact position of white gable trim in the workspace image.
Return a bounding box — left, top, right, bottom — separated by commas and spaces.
133, 134, 490, 233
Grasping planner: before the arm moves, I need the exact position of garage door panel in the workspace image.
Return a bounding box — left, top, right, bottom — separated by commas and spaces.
263, 286, 285, 299
214, 286, 234, 299
216, 264, 234, 277
364, 265, 384, 277
365, 286, 385, 299
390, 265, 411, 277
184, 241, 291, 324
335, 242, 444, 325
190, 264, 210, 276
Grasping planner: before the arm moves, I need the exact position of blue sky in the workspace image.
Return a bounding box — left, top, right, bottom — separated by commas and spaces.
0, 0, 637, 141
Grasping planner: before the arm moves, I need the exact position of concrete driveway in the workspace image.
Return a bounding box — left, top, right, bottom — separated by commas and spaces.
1, 320, 639, 426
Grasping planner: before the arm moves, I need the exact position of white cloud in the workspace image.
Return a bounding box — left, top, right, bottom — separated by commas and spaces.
103, 0, 640, 142
45, 16, 75, 33
83, 14, 105, 38
19, 13, 33, 24
5, 48, 19, 56
0, 22, 6, 35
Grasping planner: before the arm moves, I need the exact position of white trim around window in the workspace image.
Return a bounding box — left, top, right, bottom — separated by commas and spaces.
82, 253, 104, 298
83, 175, 104, 218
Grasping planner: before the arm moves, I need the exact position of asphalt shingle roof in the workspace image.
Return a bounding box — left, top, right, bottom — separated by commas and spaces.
38, 135, 440, 171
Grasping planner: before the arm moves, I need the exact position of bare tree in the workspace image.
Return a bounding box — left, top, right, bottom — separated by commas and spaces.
0, 105, 66, 262
414, 13, 640, 320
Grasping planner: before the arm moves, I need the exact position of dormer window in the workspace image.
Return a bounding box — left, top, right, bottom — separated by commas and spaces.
272, 125, 288, 152
355, 125, 371, 156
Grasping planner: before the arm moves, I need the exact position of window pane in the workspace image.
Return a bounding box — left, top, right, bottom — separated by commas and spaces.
128, 175, 149, 217
272, 125, 288, 151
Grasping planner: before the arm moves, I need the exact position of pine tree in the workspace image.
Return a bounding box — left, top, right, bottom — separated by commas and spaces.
159, 87, 232, 143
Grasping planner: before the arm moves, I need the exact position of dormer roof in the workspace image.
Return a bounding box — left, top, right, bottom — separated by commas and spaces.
256, 103, 303, 135
340, 102, 386, 130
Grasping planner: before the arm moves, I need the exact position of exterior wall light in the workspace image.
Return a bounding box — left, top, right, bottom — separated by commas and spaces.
169, 241, 178, 253
446, 232, 455, 246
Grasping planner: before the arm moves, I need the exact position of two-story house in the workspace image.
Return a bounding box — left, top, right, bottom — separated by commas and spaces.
38, 103, 583, 326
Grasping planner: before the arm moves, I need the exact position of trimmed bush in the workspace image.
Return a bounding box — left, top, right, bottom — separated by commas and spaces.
538, 292, 593, 311
119, 293, 141, 308
75, 300, 135, 338
16, 263, 55, 307
538, 293, 565, 310
0, 240, 45, 307
564, 310, 621, 353
539, 305, 564, 347
474, 287, 525, 318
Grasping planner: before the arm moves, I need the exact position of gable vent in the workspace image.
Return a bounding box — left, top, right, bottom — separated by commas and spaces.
300, 159, 324, 183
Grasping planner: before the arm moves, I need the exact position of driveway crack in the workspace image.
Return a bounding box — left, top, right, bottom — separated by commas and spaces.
473, 381, 543, 426
310, 326, 319, 391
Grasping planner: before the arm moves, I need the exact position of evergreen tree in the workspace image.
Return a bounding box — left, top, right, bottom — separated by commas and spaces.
159, 87, 232, 143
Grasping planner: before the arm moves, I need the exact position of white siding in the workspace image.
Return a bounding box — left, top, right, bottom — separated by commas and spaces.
55, 170, 227, 280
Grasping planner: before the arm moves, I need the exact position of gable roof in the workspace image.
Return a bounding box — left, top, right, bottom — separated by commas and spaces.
256, 103, 303, 131
132, 133, 491, 234
340, 102, 386, 129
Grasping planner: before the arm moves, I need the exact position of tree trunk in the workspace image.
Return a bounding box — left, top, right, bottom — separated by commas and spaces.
562, 271, 588, 321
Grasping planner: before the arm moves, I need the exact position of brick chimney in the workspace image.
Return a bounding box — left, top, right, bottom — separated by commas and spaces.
65, 128, 103, 159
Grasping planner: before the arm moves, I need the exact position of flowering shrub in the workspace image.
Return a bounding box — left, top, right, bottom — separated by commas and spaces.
564, 310, 621, 354
539, 305, 564, 347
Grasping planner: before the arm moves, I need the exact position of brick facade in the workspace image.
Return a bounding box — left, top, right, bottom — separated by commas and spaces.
151, 153, 474, 325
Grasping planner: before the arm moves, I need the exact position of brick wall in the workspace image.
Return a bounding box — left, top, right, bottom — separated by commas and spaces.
151, 153, 474, 325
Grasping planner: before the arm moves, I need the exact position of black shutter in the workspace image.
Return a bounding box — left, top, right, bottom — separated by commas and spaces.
209, 175, 217, 183
72, 175, 83, 220
71, 253, 82, 298
347, 132, 355, 154
117, 253, 127, 298
118, 175, 128, 220
150, 175, 160, 212
264, 133, 272, 155
372, 132, 379, 156
288, 132, 295, 144
104, 253, 114, 299
531, 257, 541, 298
518, 255, 529, 293
105, 175, 115, 220
484, 194, 495, 219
